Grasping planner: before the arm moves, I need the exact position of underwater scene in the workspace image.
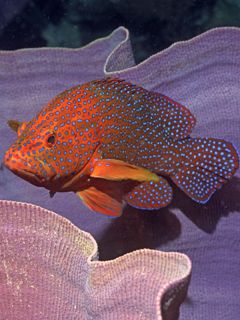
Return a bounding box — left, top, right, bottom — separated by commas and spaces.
0, 1, 240, 319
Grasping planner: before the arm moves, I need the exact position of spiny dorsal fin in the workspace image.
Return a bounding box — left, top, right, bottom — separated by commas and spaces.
7, 120, 28, 136
7, 120, 22, 133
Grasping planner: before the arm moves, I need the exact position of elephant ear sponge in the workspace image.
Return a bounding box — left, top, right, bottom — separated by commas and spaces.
0, 200, 191, 320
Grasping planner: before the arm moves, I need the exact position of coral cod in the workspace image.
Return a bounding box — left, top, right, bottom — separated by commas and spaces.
4, 78, 239, 216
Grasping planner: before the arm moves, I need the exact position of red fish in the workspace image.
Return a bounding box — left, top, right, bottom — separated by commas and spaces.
4, 78, 239, 216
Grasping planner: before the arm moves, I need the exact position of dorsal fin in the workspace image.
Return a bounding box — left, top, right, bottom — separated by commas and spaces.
149, 91, 196, 140
7, 120, 28, 137
92, 78, 196, 140
7, 120, 22, 133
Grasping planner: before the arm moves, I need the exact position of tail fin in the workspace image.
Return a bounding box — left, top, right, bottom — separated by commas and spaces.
171, 137, 239, 203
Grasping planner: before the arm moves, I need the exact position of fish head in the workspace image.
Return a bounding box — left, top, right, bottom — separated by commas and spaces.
4, 92, 100, 191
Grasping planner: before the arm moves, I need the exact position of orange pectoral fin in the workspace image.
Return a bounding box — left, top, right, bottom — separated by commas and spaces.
91, 159, 159, 182
77, 186, 123, 217
7, 120, 28, 136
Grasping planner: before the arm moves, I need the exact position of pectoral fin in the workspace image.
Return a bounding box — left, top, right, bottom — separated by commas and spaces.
124, 177, 173, 210
91, 159, 159, 182
77, 186, 123, 217
7, 120, 28, 136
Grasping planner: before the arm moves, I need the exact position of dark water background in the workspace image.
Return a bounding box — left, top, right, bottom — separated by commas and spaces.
0, 0, 240, 63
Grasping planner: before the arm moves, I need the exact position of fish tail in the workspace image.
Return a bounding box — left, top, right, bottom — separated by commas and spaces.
169, 137, 239, 203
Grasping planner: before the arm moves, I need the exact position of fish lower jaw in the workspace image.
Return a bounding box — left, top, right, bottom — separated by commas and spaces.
10, 168, 43, 187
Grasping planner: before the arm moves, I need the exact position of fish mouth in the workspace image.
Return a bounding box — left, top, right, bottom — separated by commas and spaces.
11, 167, 43, 186
3, 151, 52, 187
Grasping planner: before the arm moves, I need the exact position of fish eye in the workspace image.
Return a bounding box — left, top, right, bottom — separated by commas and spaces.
46, 133, 56, 147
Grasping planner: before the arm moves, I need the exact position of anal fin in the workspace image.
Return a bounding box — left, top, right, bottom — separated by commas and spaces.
125, 177, 173, 210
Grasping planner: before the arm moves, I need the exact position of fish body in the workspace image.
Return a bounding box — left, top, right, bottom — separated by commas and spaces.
4, 78, 239, 216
